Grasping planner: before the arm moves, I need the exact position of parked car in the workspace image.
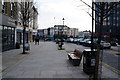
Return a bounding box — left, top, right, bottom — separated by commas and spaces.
110, 41, 117, 46
55, 38, 61, 44
67, 38, 71, 43
55, 38, 58, 42
69, 38, 74, 43
79, 38, 84, 45
100, 41, 111, 49
83, 40, 91, 47
76, 39, 80, 44
73, 38, 78, 43
82, 39, 91, 46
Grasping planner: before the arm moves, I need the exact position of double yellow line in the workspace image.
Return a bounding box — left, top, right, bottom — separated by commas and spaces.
102, 62, 120, 75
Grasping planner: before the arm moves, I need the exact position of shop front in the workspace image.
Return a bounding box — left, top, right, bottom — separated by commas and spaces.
1, 14, 17, 51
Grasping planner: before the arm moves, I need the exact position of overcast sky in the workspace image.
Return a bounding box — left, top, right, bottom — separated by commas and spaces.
35, 0, 92, 31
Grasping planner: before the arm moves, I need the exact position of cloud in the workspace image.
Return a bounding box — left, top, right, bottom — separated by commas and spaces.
37, 0, 92, 31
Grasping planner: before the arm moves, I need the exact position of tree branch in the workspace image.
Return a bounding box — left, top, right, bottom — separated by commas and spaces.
80, 0, 101, 13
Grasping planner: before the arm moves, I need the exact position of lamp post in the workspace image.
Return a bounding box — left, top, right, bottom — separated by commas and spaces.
62, 18, 65, 39
58, 18, 65, 49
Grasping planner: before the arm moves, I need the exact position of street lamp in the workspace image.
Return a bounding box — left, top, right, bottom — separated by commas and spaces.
62, 18, 65, 38
58, 18, 65, 49
62, 18, 65, 26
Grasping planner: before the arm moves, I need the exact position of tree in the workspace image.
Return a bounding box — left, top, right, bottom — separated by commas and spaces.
79, 0, 120, 79
19, 0, 35, 54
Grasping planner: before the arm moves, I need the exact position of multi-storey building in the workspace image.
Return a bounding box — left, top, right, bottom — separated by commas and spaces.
78, 30, 91, 39
95, 2, 120, 41
0, 1, 38, 51
0, 1, 17, 51
43, 29, 48, 38
54, 25, 69, 39
16, 2, 38, 44
68, 28, 79, 38
49, 27, 54, 40
32, 6, 38, 42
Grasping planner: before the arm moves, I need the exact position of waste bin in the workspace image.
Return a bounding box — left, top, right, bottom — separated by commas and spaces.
83, 49, 97, 74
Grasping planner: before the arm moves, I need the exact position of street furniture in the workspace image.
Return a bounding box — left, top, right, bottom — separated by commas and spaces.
67, 49, 83, 66
83, 49, 97, 74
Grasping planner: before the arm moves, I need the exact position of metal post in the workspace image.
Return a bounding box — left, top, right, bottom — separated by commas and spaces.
91, 1, 94, 50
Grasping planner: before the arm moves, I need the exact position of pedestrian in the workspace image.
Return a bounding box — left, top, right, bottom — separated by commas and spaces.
35, 35, 37, 45
36, 33, 40, 45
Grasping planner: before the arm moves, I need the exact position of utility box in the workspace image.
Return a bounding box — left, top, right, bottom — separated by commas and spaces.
83, 49, 97, 74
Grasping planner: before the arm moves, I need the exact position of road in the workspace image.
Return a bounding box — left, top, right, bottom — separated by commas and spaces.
64, 42, 120, 76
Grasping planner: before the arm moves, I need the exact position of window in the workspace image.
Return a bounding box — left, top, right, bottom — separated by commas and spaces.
11, 3, 14, 17
3, 26, 8, 46
2, 0, 5, 14
0, 26, 2, 44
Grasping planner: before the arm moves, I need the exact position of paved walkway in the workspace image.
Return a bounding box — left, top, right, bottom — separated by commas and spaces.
2, 41, 120, 79
64, 42, 120, 79
3, 41, 89, 78
2, 48, 27, 72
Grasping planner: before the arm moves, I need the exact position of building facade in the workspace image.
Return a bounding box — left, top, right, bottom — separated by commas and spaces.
0, 2, 17, 51
43, 29, 48, 38
68, 28, 79, 38
32, 6, 38, 42
95, 2, 120, 41
1, 1, 38, 52
54, 25, 69, 39
50, 27, 54, 40
16, 2, 38, 44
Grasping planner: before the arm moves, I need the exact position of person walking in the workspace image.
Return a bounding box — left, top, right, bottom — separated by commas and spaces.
36, 33, 40, 45
35, 33, 39, 45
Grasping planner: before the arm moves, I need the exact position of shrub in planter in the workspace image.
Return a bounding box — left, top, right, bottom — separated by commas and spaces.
16, 42, 20, 49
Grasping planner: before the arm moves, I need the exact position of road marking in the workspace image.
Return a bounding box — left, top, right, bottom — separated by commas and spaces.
106, 50, 120, 54
102, 62, 120, 75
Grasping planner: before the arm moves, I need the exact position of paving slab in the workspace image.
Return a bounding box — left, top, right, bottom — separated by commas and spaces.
2, 41, 120, 79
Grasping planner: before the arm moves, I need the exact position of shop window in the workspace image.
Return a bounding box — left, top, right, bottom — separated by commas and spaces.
11, 28, 15, 45
8, 27, 11, 46
0, 26, 2, 45
3, 26, 7, 46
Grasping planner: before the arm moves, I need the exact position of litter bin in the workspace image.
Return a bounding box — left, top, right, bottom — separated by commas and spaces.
83, 49, 97, 74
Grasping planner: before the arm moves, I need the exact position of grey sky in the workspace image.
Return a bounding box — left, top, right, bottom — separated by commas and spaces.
35, 0, 92, 31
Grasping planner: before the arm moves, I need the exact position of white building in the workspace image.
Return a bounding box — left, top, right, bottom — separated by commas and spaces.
43, 29, 48, 38
78, 31, 91, 38
68, 28, 79, 38
50, 27, 54, 36
54, 25, 69, 39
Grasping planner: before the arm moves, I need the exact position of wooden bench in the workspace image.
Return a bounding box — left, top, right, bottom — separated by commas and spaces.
67, 49, 83, 66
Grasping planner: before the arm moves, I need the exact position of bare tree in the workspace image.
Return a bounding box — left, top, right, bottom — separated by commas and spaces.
78, 0, 120, 79
19, 0, 35, 54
